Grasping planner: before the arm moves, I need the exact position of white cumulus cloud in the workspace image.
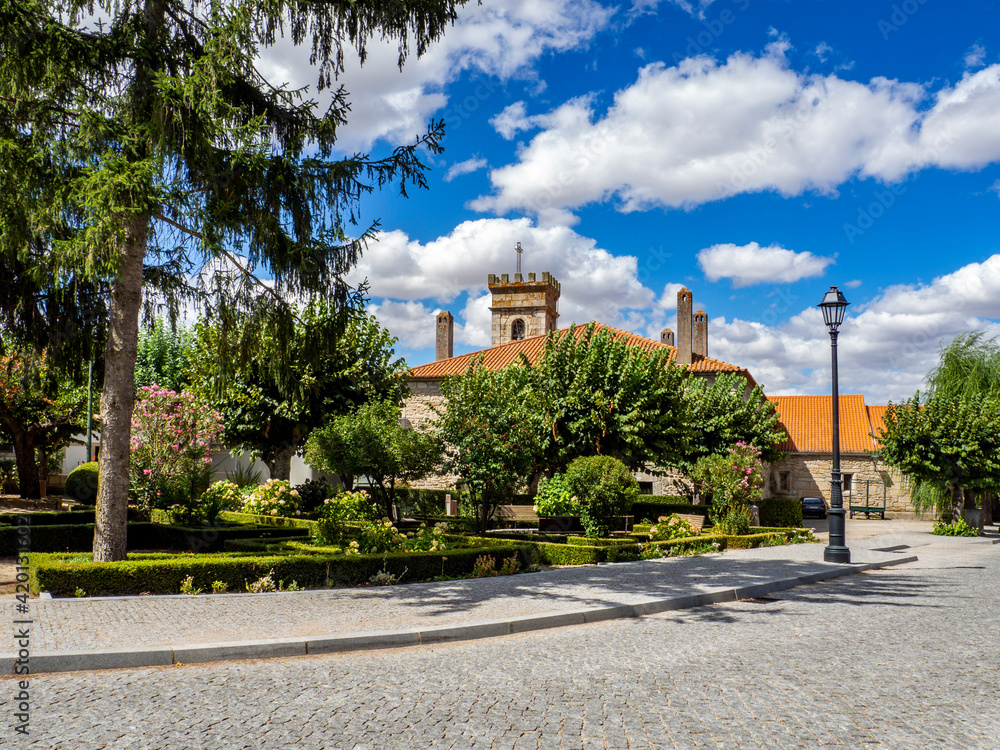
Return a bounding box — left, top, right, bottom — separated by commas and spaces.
444, 157, 488, 182
471, 48, 1000, 217
256, 0, 613, 151
697, 243, 835, 287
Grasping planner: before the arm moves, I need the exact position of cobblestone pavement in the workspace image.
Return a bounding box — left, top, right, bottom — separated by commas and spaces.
6, 538, 999, 749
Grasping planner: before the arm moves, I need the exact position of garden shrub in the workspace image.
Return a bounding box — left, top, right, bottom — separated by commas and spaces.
293, 478, 331, 514
533, 473, 580, 516
564, 455, 640, 538
242, 479, 301, 517
0, 521, 309, 555
932, 518, 979, 536
716, 504, 752, 536
316, 489, 382, 544
196, 480, 244, 525
129, 385, 222, 513
758, 497, 803, 528
64, 462, 99, 503
647, 514, 699, 541
219, 511, 318, 531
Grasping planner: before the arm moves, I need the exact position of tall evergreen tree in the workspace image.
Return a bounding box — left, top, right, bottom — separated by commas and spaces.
1, 0, 467, 560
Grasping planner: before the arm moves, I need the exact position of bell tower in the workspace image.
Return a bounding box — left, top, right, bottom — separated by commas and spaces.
488, 270, 561, 347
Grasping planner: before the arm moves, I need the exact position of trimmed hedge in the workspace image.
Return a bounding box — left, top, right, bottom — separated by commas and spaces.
456, 533, 639, 565
0, 510, 90, 526
218, 511, 320, 532
631, 502, 710, 522
29, 544, 534, 596
0, 507, 139, 526
758, 498, 803, 528
0, 522, 309, 555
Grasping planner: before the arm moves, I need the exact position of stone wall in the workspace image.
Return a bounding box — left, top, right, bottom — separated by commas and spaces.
768, 453, 924, 518
403, 382, 461, 490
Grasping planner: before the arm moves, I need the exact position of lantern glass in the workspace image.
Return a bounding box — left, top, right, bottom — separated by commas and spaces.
818, 287, 849, 330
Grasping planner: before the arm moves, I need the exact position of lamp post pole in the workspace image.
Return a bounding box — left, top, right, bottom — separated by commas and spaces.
819, 287, 851, 564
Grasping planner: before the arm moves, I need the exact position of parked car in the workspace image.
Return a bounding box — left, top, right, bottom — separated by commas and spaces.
800, 496, 828, 518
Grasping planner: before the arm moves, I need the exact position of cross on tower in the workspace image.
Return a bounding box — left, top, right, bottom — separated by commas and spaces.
515, 241, 523, 275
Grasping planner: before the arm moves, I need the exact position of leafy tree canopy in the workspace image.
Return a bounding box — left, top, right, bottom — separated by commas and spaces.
437, 359, 541, 535
877, 391, 1000, 521
135, 318, 194, 392
524, 323, 690, 474
304, 399, 441, 520
0, 347, 87, 497
188, 303, 408, 480
681, 372, 787, 468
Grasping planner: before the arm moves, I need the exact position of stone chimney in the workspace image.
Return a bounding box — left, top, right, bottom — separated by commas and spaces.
436, 310, 454, 360
660, 328, 674, 346
676, 287, 693, 365
693, 310, 708, 360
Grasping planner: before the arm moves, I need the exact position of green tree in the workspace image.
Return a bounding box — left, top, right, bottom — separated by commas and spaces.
681, 372, 786, 467
877, 392, 1000, 523
563, 455, 639, 538
437, 359, 540, 535
189, 304, 407, 480
304, 400, 441, 520
525, 324, 689, 475
0, 349, 87, 498
926, 332, 1000, 400
1, 0, 468, 560
135, 319, 194, 392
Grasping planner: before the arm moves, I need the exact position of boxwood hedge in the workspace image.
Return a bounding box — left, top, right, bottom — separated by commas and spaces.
0, 522, 309, 555
30, 544, 534, 596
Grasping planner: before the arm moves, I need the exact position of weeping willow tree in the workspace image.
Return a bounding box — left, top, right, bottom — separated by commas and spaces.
878, 333, 1000, 525
0, 0, 469, 560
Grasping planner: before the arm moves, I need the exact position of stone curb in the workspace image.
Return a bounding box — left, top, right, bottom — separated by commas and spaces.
6, 554, 917, 674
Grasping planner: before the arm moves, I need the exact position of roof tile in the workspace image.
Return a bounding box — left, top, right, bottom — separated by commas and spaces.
408, 322, 755, 383
768, 395, 886, 454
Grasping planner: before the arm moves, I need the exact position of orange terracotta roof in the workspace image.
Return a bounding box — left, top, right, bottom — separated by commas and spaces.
867, 405, 889, 448
408, 322, 756, 384
767, 395, 884, 454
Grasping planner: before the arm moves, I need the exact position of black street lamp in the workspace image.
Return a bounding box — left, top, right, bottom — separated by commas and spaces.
819, 286, 851, 564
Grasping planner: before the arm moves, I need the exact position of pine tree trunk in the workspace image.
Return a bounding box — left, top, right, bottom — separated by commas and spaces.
93, 219, 147, 562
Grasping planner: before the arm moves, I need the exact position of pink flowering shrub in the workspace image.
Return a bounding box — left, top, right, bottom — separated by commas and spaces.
129, 385, 223, 519
691, 442, 766, 535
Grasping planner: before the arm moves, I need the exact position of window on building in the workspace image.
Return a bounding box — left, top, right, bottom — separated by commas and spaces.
842, 473, 853, 492
638, 481, 653, 495
779, 472, 789, 492
511, 318, 526, 340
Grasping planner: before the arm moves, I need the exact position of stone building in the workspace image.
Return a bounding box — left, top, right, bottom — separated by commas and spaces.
766, 394, 922, 517
405, 272, 757, 493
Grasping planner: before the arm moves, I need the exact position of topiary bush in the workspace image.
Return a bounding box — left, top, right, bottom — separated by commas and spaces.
64, 462, 99, 502
564, 455, 640, 538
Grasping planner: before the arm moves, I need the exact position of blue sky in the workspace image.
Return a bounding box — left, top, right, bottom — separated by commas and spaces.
260, 0, 1000, 403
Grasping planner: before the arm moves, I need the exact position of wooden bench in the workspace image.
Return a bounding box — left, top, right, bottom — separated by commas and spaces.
495, 504, 539, 522
849, 501, 886, 519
